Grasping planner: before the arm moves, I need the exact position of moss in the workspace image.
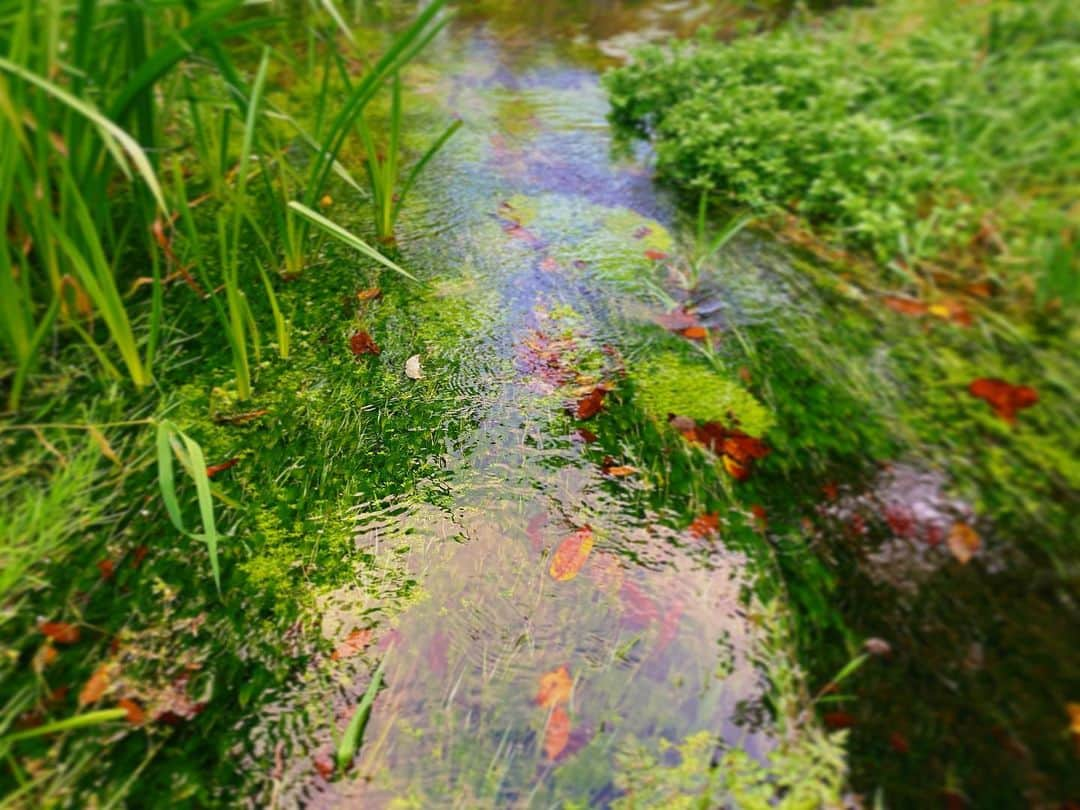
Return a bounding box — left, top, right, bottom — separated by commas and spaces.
633, 352, 774, 437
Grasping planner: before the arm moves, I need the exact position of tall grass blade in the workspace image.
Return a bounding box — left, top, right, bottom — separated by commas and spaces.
288, 202, 418, 281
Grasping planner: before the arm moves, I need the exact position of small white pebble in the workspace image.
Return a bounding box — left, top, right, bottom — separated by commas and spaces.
405, 354, 423, 379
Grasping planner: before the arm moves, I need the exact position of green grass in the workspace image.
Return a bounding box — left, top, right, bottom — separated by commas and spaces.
605, 0, 1080, 308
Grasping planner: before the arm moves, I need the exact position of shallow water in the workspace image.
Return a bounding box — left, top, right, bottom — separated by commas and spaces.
231, 3, 1078, 807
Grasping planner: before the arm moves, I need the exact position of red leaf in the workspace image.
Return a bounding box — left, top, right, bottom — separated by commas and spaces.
349, 330, 381, 356
968, 378, 1038, 424
131, 545, 149, 567
573, 386, 608, 420
79, 664, 112, 705
644, 248, 668, 261
681, 325, 708, 340
823, 711, 856, 730
97, 560, 115, 580
40, 622, 80, 644
206, 457, 239, 477
889, 731, 910, 754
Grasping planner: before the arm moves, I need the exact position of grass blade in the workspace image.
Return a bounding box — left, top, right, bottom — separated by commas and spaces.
287, 202, 418, 281
336, 658, 386, 774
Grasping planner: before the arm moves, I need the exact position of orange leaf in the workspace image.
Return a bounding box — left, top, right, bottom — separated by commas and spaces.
688, 513, 719, 539
535, 666, 572, 708
356, 287, 381, 301
539, 256, 560, 272
602, 464, 637, 477
97, 559, 115, 580
947, 522, 981, 564
40, 622, 80, 644
118, 698, 146, 725
1067, 703, 1080, 736
206, 458, 239, 477
644, 249, 668, 261
79, 664, 112, 706
968, 378, 1038, 425
549, 527, 594, 581
544, 705, 571, 760
574, 386, 607, 420
882, 296, 928, 317
722, 455, 750, 481
681, 325, 708, 340
331, 628, 373, 661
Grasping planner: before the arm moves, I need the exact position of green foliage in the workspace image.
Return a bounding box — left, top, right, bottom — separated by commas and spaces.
605, 0, 1080, 295
633, 352, 773, 436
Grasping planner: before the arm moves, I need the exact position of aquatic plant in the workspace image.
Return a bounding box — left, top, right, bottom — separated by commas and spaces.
354, 72, 463, 243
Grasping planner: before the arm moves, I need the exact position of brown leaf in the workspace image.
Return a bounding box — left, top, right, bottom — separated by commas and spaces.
549, 527, 594, 581
356, 287, 382, 301
602, 462, 637, 477
331, 628, 373, 661
575, 427, 597, 444
544, 705, 571, 760
79, 664, 112, 706
535, 666, 572, 708
350, 330, 380, 356
573, 386, 607, 420
947, 522, 981, 564
644, 248, 668, 261
33, 645, 58, 673
206, 458, 239, 478
40, 622, 80, 644
97, 560, 115, 580
968, 378, 1038, 425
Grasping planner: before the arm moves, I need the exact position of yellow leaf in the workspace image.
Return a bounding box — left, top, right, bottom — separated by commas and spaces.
947, 522, 980, 564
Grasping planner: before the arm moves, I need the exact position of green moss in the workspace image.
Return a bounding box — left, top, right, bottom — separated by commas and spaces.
633, 352, 773, 436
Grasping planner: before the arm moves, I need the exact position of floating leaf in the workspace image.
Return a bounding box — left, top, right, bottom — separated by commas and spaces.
206, 458, 239, 477
539, 256, 560, 272
405, 354, 423, 379
968, 378, 1038, 425
947, 522, 981, 564
40, 622, 80, 644
644, 248, 668, 261
79, 664, 112, 706
573, 385, 608, 420
350, 330, 380, 356
536, 666, 572, 708
356, 287, 382, 301
549, 527, 594, 581
544, 705, 571, 760
331, 628, 373, 661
